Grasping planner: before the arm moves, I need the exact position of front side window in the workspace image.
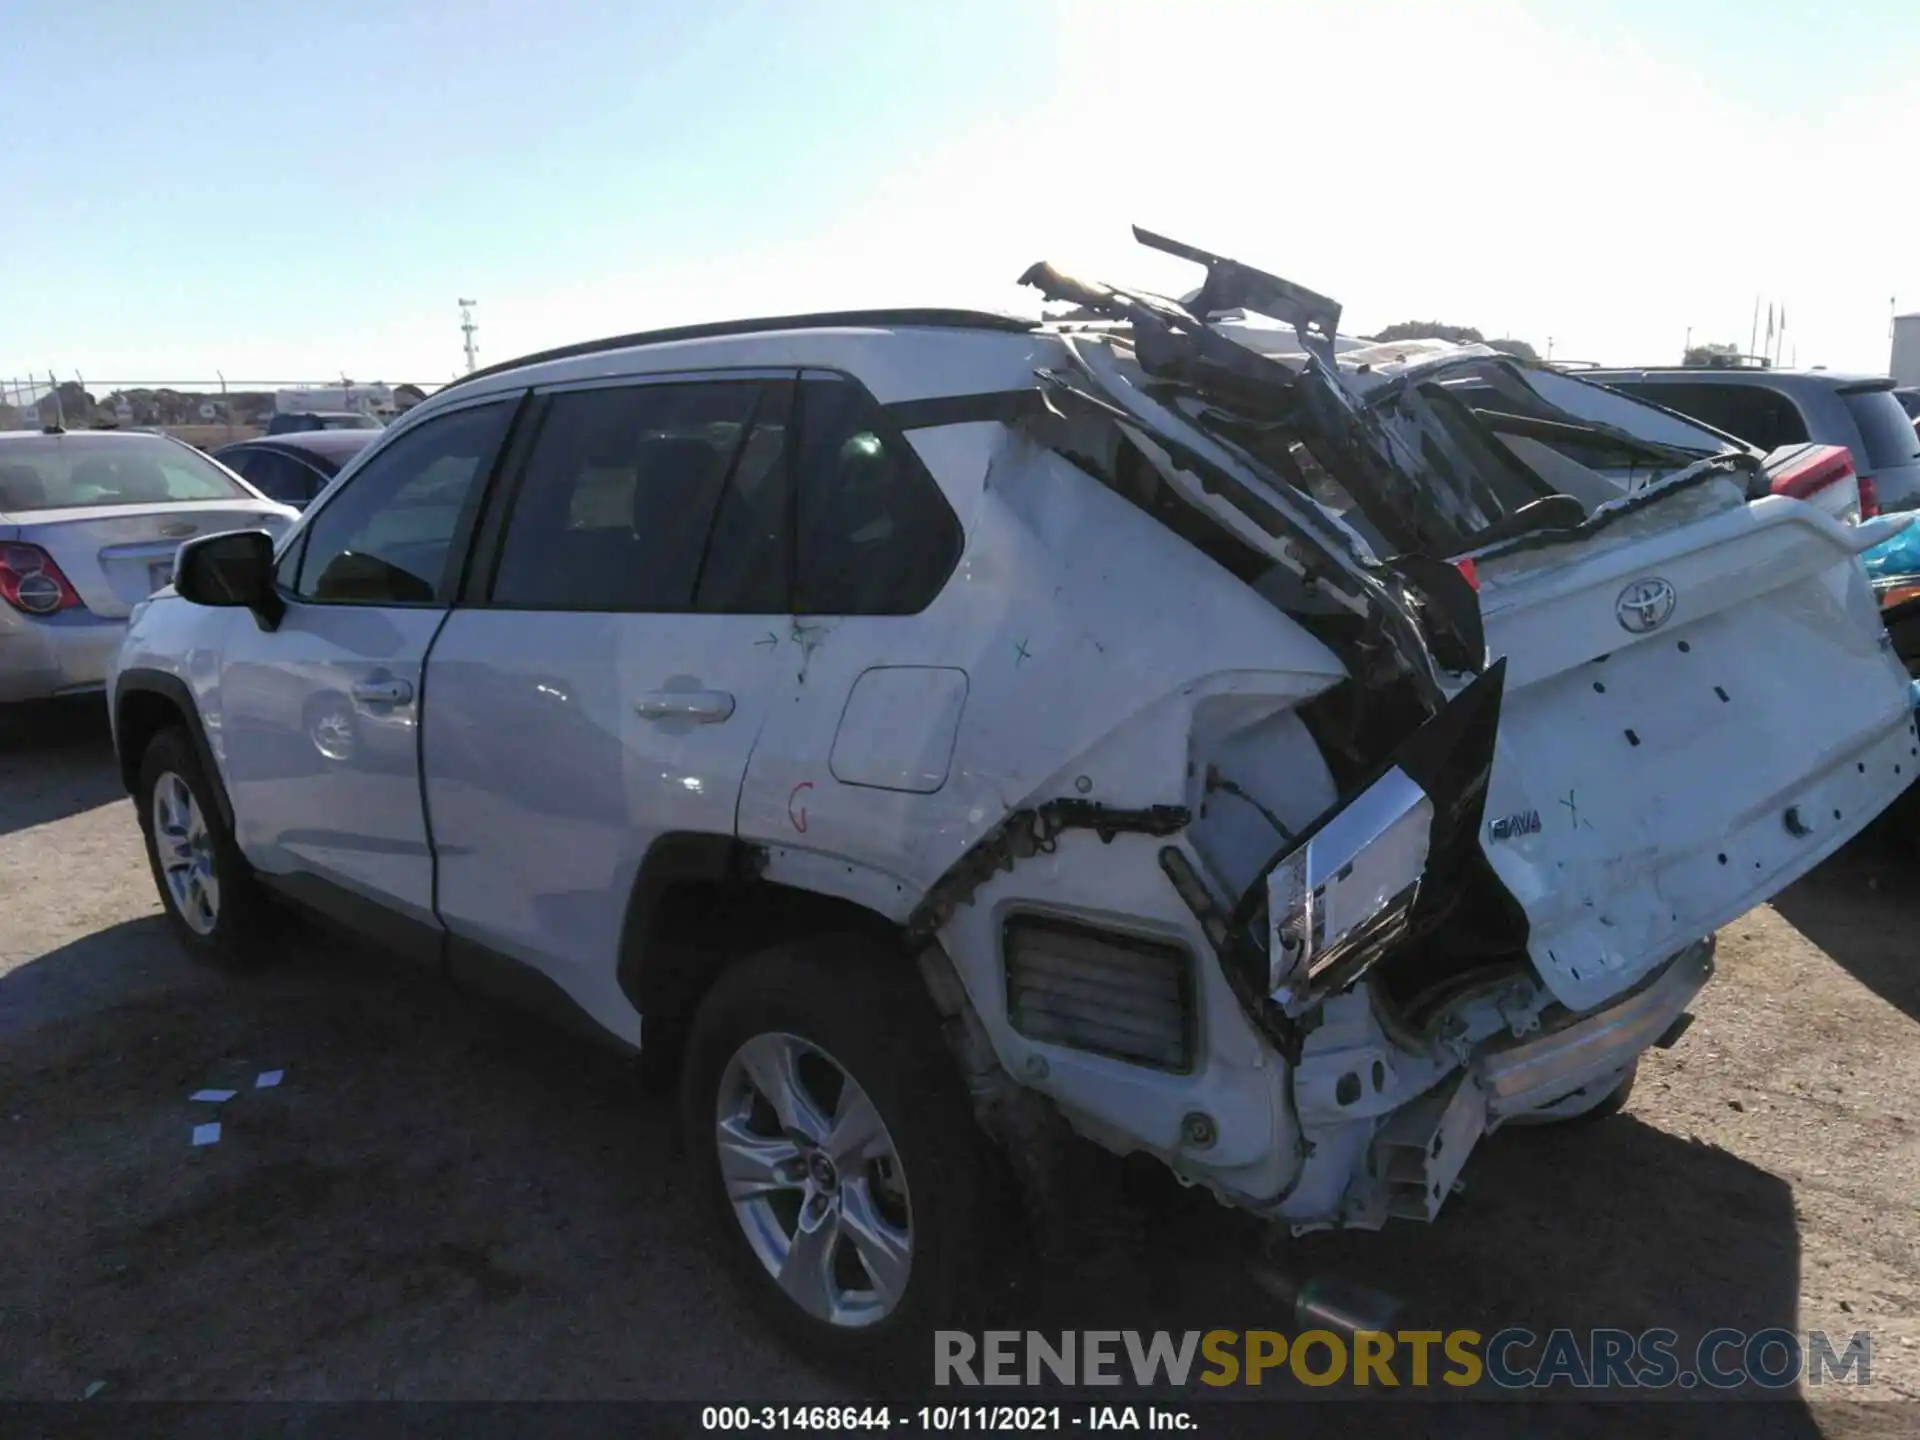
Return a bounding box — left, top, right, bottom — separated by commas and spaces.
292, 400, 514, 604
491, 380, 772, 612
791, 377, 962, 615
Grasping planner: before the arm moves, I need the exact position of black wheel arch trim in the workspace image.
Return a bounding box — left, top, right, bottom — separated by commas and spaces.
614, 831, 764, 1014
112, 668, 236, 832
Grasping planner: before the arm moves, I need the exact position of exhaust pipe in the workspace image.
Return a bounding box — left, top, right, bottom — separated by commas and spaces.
1247, 1265, 1403, 1337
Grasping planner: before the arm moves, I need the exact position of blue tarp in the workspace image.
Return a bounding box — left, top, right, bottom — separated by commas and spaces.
1862, 523, 1920, 583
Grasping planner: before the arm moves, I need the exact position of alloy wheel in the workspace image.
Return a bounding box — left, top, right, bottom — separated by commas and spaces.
153, 771, 220, 936
714, 1031, 914, 1328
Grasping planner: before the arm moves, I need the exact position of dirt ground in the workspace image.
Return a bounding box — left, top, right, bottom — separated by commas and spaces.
4, 699, 1920, 1435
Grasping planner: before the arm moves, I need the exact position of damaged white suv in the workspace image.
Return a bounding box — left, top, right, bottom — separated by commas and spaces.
109, 229, 1918, 1358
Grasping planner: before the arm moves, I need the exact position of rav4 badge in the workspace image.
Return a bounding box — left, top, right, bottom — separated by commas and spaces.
1616, 577, 1677, 634
1487, 809, 1542, 841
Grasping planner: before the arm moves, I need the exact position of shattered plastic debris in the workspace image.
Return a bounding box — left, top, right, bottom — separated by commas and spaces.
191, 1122, 221, 1146
255, 1070, 284, 1089
83, 1381, 105, 1400
189, 1089, 237, 1104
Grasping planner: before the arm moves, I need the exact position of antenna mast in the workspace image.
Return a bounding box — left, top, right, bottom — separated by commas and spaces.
458, 299, 479, 374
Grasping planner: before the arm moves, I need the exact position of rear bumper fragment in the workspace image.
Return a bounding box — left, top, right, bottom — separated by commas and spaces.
1473, 936, 1715, 1119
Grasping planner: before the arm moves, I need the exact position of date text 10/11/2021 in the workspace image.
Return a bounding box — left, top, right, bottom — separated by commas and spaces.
701, 1407, 1194, 1431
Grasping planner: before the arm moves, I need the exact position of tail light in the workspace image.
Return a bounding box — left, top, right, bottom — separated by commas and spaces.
1859, 475, 1881, 519
1454, 556, 1480, 591
0, 543, 85, 615
1881, 580, 1920, 610
1768, 445, 1856, 502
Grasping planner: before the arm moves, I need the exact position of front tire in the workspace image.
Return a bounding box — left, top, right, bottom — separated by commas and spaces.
680, 936, 991, 1367
136, 726, 273, 967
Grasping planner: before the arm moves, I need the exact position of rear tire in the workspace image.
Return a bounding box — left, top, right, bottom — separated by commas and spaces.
1513, 1061, 1638, 1127
136, 726, 275, 968
1560, 1061, 1637, 1123
680, 935, 991, 1369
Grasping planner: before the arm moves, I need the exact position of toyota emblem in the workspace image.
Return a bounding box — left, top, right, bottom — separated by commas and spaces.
1615, 577, 1677, 634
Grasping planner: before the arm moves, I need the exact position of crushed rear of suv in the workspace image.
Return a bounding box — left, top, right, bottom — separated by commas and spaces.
110, 228, 1920, 1360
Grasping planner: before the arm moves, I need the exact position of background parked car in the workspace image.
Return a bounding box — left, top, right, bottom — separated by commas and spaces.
0, 428, 296, 704
1579, 366, 1920, 514
265, 410, 383, 436
212, 430, 380, 509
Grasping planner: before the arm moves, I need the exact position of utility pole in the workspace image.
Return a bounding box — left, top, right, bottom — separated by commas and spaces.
1683, 326, 1692, 362
459, 299, 479, 374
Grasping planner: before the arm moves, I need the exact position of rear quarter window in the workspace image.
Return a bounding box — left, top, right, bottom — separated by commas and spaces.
1612, 382, 1809, 453
1841, 390, 1920, 472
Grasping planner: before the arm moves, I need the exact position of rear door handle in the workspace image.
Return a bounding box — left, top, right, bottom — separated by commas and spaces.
635, 690, 735, 723
352, 678, 414, 705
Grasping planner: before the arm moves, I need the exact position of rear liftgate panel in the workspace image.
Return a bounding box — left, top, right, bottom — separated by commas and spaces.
1475, 498, 1919, 1014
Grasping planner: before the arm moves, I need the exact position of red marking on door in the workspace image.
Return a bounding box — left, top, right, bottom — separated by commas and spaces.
788, 781, 814, 834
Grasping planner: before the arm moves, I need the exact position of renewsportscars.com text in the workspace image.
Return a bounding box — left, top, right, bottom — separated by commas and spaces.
934, 1329, 1874, 1391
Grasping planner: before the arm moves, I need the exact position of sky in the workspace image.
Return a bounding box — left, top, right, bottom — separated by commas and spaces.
4, 0, 1919, 390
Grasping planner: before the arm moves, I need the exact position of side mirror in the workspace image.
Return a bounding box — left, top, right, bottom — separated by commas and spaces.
174, 529, 284, 630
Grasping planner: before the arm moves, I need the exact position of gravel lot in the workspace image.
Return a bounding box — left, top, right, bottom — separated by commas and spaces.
4, 699, 1919, 1435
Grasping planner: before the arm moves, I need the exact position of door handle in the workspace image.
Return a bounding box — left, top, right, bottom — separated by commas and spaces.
352, 678, 414, 706
635, 690, 735, 723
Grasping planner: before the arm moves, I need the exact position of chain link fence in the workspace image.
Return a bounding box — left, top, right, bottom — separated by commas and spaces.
2, 374, 436, 448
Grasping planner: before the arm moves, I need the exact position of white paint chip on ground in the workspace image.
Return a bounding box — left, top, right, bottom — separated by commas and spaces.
83, 1381, 105, 1400
255, 1070, 284, 1089
189, 1089, 237, 1103
192, 1123, 221, 1146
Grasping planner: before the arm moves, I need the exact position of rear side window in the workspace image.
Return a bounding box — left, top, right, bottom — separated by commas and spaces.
491, 380, 769, 611
293, 400, 514, 604
692, 384, 793, 613
1841, 390, 1920, 471
228, 448, 317, 505
791, 376, 962, 615
1614, 382, 1809, 453
487, 374, 963, 617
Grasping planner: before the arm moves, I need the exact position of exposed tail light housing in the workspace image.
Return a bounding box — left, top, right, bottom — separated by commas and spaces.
0, 542, 85, 615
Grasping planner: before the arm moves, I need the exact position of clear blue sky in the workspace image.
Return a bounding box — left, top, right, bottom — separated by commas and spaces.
5, 0, 1918, 387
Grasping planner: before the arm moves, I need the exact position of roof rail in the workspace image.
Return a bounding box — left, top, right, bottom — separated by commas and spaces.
1547, 359, 1602, 370
1685, 351, 1774, 370
440, 307, 1041, 394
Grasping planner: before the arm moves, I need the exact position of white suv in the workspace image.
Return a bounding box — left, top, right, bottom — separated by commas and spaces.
109, 231, 1918, 1360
